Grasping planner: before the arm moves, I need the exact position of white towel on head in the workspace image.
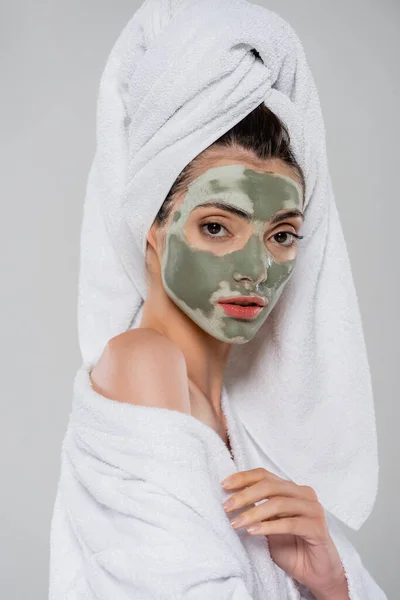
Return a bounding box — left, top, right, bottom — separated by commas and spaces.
49, 0, 386, 598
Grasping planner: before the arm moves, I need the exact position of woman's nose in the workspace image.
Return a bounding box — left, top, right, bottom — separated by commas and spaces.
232, 235, 270, 287
233, 270, 268, 287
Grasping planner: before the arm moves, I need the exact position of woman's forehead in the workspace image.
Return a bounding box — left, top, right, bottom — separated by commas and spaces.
172, 164, 303, 222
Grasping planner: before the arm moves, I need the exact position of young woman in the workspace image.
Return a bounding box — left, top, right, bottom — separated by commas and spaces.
49, 1, 386, 598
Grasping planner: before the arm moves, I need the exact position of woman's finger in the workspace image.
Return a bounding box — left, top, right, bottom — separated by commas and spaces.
222, 468, 318, 498
228, 496, 324, 531
223, 478, 317, 513
245, 514, 328, 542
221, 467, 282, 489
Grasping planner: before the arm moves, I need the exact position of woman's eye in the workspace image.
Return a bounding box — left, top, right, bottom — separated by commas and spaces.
271, 231, 298, 247
201, 222, 229, 238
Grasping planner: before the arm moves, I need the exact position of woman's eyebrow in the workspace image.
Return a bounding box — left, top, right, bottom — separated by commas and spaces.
270, 209, 304, 224
194, 202, 304, 224
195, 201, 251, 220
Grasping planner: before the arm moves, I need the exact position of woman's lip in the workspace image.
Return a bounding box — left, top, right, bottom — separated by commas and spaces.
217, 303, 264, 319
217, 295, 267, 307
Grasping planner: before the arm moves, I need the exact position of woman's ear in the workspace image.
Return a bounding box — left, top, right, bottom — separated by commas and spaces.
146, 223, 158, 252
145, 223, 162, 276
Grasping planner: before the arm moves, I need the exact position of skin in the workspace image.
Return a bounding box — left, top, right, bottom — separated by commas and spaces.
142, 149, 305, 422
90, 149, 348, 596
161, 163, 303, 343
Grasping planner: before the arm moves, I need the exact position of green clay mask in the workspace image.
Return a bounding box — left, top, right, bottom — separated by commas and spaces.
160, 164, 303, 343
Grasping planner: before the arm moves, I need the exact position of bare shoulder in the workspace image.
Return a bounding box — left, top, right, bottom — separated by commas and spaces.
89, 329, 190, 413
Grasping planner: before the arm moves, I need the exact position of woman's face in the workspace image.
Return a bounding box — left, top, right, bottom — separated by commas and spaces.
158, 161, 304, 344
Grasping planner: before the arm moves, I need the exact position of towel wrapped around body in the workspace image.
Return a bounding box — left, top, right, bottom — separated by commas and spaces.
48, 363, 386, 599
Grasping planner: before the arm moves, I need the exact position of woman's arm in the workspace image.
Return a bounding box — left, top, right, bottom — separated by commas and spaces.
89, 329, 192, 412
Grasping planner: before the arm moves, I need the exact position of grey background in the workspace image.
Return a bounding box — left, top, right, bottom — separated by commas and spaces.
1, 0, 398, 597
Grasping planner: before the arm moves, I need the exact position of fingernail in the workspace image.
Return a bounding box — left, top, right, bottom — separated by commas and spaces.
229, 516, 244, 528
246, 524, 261, 533
222, 498, 234, 511
221, 476, 234, 488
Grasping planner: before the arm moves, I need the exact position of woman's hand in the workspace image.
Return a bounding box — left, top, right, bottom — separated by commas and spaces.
220, 468, 349, 599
